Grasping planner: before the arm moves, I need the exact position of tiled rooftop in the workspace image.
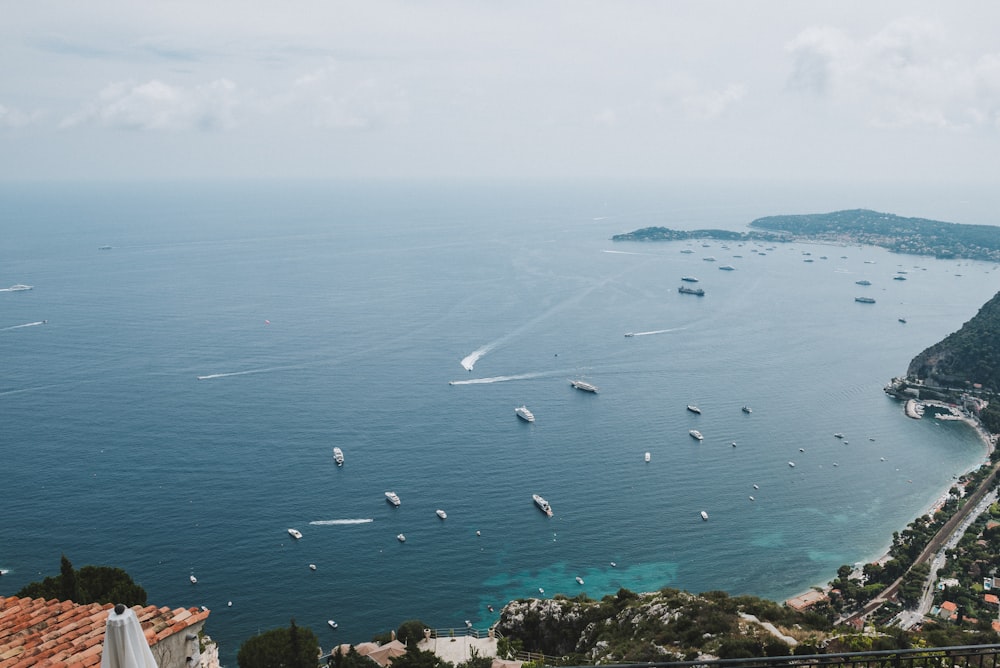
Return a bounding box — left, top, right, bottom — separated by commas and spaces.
0, 596, 209, 667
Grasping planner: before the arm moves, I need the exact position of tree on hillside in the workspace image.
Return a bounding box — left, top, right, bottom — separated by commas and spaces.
16, 555, 146, 607
237, 618, 319, 668
396, 619, 429, 648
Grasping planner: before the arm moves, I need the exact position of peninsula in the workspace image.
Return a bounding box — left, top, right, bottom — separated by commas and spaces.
612, 209, 1000, 263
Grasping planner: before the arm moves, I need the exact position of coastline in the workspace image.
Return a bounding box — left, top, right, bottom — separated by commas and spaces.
787, 400, 996, 607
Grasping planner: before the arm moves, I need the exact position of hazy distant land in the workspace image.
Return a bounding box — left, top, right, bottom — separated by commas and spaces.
612, 208, 1000, 263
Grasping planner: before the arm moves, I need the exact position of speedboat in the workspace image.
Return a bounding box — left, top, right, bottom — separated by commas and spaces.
333, 447, 344, 466
328, 620, 338, 629
624, 332, 635, 337
288, 528, 303, 539
575, 576, 584, 585
741, 405, 752, 414
436, 509, 447, 519
788, 461, 795, 468
515, 405, 535, 422
397, 533, 406, 542
7, 284, 32, 291
309, 564, 317, 571
686, 404, 701, 414
385, 491, 401, 507
700, 511, 708, 521
533, 494, 553, 516
689, 429, 703, 441
570, 380, 598, 393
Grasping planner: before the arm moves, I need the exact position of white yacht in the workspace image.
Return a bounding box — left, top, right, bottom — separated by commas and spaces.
644, 452, 651, 462
689, 429, 703, 441
288, 528, 303, 539
700, 511, 708, 521
385, 491, 401, 506
533, 494, 553, 516
570, 380, 598, 393
686, 405, 701, 414
515, 405, 535, 422
436, 509, 447, 520
333, 447, 344, 466
189, 575, 198, 584
397, 533, 406, 542
575, 576, 584, 585
328, 620, 338, 629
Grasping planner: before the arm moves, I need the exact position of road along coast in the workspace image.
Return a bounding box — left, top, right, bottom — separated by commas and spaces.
786, 399, 997, 612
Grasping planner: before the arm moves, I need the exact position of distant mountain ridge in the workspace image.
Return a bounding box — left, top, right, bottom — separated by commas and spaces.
749, 209, 1000, 262
612, 208, 1000, 263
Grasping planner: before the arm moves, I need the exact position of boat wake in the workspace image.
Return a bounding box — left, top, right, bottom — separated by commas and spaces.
631, 327, 687, 336
450, 371, 548, 386
197, 366, 295, 380
461, 344, 497, 372
1, 321, 46, 331
309, 519, 374, 526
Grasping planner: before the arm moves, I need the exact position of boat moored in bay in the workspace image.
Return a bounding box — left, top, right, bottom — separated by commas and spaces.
333, 447, 344, 466
689, 429, 703, 441
678, 286, 705, 296
288, 528, 303, 539
855, 296, 876, 304
515, 405, 535, 422
533, 494, 553, 516
686, 404, 701, 414
570, 380, 598, 393
385, 491, 401, 507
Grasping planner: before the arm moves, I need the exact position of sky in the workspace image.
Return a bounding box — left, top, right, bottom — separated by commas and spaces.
3, 1, 1000, 183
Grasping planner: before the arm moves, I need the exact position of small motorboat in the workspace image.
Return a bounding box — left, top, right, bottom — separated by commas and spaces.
436, 509, 447, 519
575, 576, 584, 585
309, 564, 317, 571
644, 452, 650, 462
610, 562, 617, 567
397, 533, 406, 542
700, 511, 709, 521
328, 620, 338, 630
189, 575, 197, 584
288, 528, 303, 539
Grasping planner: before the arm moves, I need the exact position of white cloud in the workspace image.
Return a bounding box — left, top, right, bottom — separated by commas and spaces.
786, 17, 1000, 130
61, 78, 238, 131
653, 74, 748, 121
0, 103, 42, 128
277, 61, 409, 130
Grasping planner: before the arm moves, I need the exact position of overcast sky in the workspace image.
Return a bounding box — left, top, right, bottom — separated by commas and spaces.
3, 1, 1000, 183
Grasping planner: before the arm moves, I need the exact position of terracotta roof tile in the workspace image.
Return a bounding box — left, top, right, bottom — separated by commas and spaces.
0, 595, 209, 668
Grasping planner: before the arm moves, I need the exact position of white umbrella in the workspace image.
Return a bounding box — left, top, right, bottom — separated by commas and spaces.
101, 603, 159, 668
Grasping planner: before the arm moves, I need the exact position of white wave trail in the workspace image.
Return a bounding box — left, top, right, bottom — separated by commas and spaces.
632, 327, 687, 336
461, 344, 497, 371
197, 367, 290, 380
450, 371, 549, 386
1, 321, 45, 331
309, 519, 374, 526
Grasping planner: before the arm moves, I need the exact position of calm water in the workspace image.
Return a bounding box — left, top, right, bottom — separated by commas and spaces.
2, 180, 999, 663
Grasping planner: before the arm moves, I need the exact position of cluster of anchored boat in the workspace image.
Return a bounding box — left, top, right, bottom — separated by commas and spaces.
515, 379, 598, 424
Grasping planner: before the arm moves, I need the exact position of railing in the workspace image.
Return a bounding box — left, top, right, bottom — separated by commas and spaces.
552, 644, 1000, 668
322, 636, 1000, 668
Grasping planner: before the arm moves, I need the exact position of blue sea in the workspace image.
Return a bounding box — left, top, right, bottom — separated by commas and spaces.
2, 180, 999, 664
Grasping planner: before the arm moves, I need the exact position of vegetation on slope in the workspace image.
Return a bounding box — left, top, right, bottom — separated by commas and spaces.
749, 209, 1000, 262
15, 554, 147, 607
907, 290, 1000, 395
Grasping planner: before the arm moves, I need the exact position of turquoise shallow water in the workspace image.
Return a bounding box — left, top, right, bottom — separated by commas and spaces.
1, 180, 998, 663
